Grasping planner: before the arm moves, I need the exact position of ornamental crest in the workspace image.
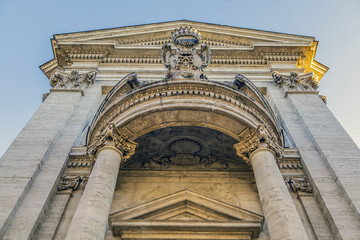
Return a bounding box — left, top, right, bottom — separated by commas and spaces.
161, 26, 211, 80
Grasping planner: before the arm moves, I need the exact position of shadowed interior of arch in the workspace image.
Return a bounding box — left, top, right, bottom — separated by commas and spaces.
121, 126, 251, 171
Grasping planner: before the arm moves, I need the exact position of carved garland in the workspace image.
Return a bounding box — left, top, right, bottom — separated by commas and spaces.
87, 123, 137, 161
50, 69, 97, 90
233, 125, 283, 165
90, 83, 279, 146
272, 71, 317, 92
285, 177, 313, 193
58, 175, 88, 191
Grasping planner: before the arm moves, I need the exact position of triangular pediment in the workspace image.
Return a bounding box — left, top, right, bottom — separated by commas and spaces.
109, 189, 263, 239
41, 20, 327, 83
52, 20, 314, 47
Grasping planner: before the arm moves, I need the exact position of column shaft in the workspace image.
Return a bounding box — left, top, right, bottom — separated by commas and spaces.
251, 147, 308, 240
65, 146, 122, 240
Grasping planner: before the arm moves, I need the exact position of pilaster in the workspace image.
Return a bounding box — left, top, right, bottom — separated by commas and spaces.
0, 70, 99, 239
267, 72, 360, 239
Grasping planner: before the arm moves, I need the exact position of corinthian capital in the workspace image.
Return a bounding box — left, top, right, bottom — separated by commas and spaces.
233, 125, 283, 165
272, 71, 318, 93
50, 69, 96, 91
87, 123, 137, 160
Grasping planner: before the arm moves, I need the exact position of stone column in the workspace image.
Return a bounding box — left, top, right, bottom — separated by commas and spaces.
65, 123, 136, 240
234, 125, 308, 240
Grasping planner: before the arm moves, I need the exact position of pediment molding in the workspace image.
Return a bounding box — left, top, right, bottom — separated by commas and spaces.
40, 20, 327, 81
109, 190, 263, 239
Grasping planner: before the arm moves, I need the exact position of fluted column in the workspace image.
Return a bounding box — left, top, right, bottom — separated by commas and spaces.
234, 125, 308, 240
65, 123, 136, 240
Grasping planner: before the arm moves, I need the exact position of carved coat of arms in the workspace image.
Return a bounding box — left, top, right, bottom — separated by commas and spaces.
161, 26, 211, 80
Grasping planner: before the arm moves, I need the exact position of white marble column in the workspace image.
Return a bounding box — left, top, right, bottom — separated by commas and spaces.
234, 125, 308, 240
65, 145, 122, 240
251, 143, 308, 240
65, 123, 136, 240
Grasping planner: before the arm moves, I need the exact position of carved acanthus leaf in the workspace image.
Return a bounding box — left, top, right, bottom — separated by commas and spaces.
87, 123, 137, 160
285, 177, 313, 193
50, 69, 96, 90
272, 71, 317, 92
58, 175, 88, 191
161, 26, 211, 80
233, 125, 283, 165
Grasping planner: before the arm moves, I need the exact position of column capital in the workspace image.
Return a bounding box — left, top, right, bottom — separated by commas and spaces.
87, 123, 137, 161
49, 69, 97, 94
272, 71, 318, 96
233, 125, 283, 165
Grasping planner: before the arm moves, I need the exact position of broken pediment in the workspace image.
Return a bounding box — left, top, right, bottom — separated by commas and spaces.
109, 189, 263, 239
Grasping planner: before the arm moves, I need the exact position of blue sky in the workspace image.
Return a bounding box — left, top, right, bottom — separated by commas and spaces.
0, 0, 360, 156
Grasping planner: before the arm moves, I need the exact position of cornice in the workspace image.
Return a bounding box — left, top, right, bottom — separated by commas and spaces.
40, 21, 327, 80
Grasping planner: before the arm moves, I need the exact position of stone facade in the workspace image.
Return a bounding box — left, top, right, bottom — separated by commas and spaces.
1, 20, 359, 240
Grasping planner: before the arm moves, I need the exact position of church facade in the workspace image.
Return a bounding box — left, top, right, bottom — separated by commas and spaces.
1, 20, 360, 239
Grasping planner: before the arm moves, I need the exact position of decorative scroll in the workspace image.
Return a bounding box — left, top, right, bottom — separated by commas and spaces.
161, 26, 211, 80
58, 175, 88, 191
320, 95, 327, 104
272, 71, 317, 92
285, 177, 313, 193
42, 93, 50, 102
50, 69, 96, 90
87, 123, 137, 160
233, 74, 247, 89
233, 125, 283, 165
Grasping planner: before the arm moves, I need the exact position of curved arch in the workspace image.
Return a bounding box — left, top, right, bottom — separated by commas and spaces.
87, 75, 283, 148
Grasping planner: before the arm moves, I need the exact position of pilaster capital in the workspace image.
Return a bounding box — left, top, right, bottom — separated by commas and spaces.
233, 125, 283, 165
87, 123, 137, 161
49, 69, 97, 93
272, 71, 318, 95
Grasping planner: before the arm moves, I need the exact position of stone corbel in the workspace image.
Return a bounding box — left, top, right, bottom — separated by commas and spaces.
58, 175, 89, 192
272, 71, 319, 97
233, 125, 283, 166
87, 123, 137, 162
284, 177, 313, 194
49, 69, 97, 95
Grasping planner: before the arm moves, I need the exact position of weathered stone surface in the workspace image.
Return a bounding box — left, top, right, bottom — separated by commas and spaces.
250, 145, 308, 240
267, 83, 360, 239
0, 92, 82, 239
1, 85, 102, 239
65, 146, 122, 240
4, 21, 358, 240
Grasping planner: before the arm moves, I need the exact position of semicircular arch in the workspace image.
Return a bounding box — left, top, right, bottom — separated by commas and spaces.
87, 75, 283, 149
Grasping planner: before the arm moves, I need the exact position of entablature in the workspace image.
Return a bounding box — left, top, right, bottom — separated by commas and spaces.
40, 20, 328, 82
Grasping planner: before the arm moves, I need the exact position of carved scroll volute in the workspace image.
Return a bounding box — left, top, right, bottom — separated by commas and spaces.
87, 123, 137, 162
233, 125, 283, 166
